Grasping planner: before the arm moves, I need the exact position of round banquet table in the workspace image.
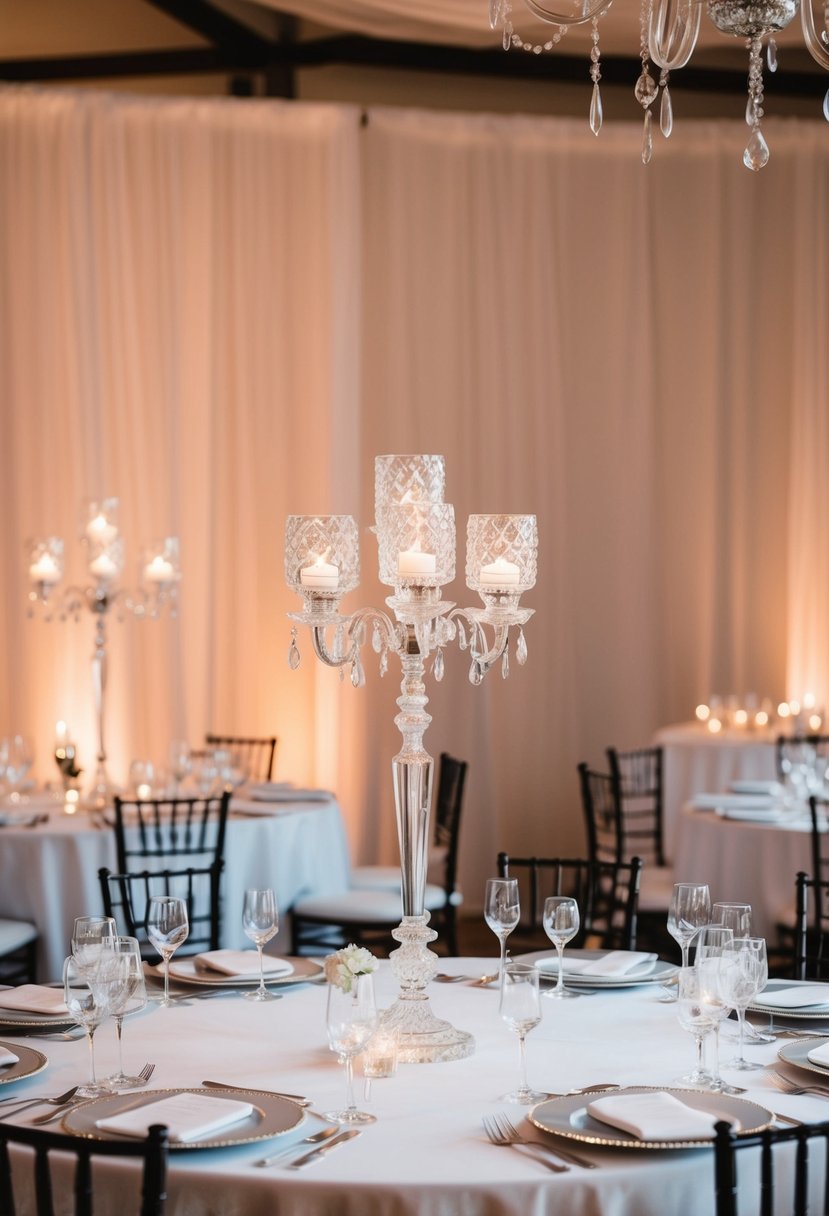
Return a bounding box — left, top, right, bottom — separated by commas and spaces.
654, 722, 777, 861
0, 793, 350, 981
0, 957, 821, 1216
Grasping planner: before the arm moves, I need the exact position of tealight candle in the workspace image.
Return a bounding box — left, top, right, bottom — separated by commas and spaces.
809, 713, 823, 731
707, 717, 723, 734
86, 513, 118, 545
136, 782, 152, 800
398, 549, 436, 578
754, 710, 769, 727
695, 704, 710, 722
734, 709, 748, 727
89, 553, 119, 581
479, 557, 520, 587
300, 558, 340, 590
29, 553, 61, 584
144, 555, 175, 583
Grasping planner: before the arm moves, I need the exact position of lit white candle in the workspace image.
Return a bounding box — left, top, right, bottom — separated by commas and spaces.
398, 549, 436, 578
29, 553, 61, 584
695, 703, 711, 722
144, 555, 175, 583
707, 717, 723, 734
86, 513, 118, 545
89, 552, 119, 581
56, 720, 68, 744
479, 557, 520, 587
136, 783, 152, 800
809, 713, 823, 731
804, 692, 817, 711
300, 557, 340, 590
734, 708, 748, 727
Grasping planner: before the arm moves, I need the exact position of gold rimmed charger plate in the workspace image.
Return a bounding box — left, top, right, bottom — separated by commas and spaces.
0, 1041, 48, 1085
62, 1086, 305, 1150
152, 956, 323, 989
529, 1086, 772, 1150
777, 1038, 829, 1079
748, 980, 829, 1021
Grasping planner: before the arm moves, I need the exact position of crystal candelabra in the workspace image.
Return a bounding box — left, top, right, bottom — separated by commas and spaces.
285, 455, 538, 1063
26, 498, 181, 810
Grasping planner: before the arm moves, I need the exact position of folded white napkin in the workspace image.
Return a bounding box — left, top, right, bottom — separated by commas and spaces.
715, 807, 786, 822
194, 950, 293, 978
250, 787, 331, 803
754, 985, 829, 1010
692, 793, 778, 811
806, 1042, 829, 1066
587, 1092, 718, 1141
537, 951, 657, 978
0, 1046, 19, 1067
0, 985, 68, 1015
96, 1092, 254, 1144
729, 780, 785, 796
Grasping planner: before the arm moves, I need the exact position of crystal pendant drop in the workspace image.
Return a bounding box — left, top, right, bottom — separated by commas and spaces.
502, 21, 512, 50
767, 38, 778, 72
469, 661, 483, 686
745, 95, 756, 125
516, 628, 528, 665
823, 88, 829, 122
642, 110, 653, 165
457, 620, 468, 651
589, 82, 603, 135
334, 623, 345, 662
379, 649, 388, 677
501, 648, 510, 680
288, 628, 301, 670
351, 658, 365, 688
372, 622, 382, 654
743, 127, 770, 171
433, 648, 445, 682
489, 0, 501, 29
634, 71, 658, 108
660, 85, 673, 138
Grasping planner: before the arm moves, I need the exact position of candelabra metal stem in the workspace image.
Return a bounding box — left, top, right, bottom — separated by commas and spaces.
88, 594, 113, 811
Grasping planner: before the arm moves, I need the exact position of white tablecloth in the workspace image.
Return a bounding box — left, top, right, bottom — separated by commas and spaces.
654, 723, 777, 860
674, 806, 812, 940
0, 794, 350, 981
0, 957, 820, 1216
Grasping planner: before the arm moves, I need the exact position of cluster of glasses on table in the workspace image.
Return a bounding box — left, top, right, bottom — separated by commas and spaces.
127, 741, 249, 801
667, 882, 768, 1090
0, 734, 34, 804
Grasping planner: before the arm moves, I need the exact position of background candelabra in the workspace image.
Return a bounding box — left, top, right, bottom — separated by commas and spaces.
27, 498, 181, 810
285, 455, 537, 1062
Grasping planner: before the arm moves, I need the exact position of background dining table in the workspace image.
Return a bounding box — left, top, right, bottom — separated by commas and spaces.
0, 791, 351, 980
0, 957, 819, 1215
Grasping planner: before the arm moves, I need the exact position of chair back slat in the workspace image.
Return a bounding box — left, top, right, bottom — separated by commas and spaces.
113, 793, 229, 874
99, 863, 223, 960
714, 1118, 829, 1216
606, 746, 666, 866
205, 734, 277, 782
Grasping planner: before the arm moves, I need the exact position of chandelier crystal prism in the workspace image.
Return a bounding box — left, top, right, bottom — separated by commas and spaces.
492, 0, 829, 169
285, 455, 537, 1063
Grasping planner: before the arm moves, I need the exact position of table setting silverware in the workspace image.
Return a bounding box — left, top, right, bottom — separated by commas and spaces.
496, 1112, 599, 1168
254, 1125, 340, 1167
0, 1085, 80, 1120
483, 1113, 592, 1171
286, 1128, 361, 1169
202, 1080, 310, 1106
768, 1070, 829, 1098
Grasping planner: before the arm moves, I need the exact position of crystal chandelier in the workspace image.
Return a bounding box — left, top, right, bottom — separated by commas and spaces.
491, 0, 829, 169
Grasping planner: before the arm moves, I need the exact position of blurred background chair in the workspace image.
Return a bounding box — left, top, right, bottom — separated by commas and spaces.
496, 853, 642, 952
775, 734, 829, 788
291, 753, 467, 956
0, 919, 38, 985
713, 1116, 829, 1216
0, 1119, 168, 1216
99, 863, 224, 961
204, 734, 277, 783
112, 792, 230, 876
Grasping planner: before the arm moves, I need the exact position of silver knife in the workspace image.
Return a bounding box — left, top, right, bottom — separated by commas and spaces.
201, 1080, 310, 1106
287, 1128, 361, 1168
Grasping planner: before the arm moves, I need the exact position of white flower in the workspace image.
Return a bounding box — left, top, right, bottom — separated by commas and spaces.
324, 943, 378, 993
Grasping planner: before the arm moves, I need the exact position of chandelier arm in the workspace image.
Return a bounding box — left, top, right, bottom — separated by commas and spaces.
801, 0, 829, 67
309, 607, 401, 669
448, 608, 510, 673
648, 0, 701, 71
522, 0, 609, 27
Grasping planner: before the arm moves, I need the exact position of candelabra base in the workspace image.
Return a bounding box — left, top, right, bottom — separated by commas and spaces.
83, 763, 119, 813
383, 914, 475, 1064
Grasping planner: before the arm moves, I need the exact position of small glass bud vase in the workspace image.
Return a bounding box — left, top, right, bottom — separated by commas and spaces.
466, 514, 538, 601
374, 455, 446, 530
377, 502, 456, 589
284, 515, 360, 613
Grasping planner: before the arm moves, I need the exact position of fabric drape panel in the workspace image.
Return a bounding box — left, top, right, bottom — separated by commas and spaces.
2, 88, 828, 902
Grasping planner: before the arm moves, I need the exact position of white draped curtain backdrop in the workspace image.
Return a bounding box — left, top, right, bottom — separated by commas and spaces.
1, 85, 827, 903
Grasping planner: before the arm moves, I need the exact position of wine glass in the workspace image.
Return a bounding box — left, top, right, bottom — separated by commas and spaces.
718, 937, 766, 1071
484, 878, 520, 985
243, 888, 280, 1002
146, 895, 189, 1007
325, 973, 378, 1125
712, 903, 752, 936
71, 915, 116, 974
667, 883, 711, 970
169, 740, 192, 793
499, 962, 545, 1104
3, 735, 33, 804
695, 924, 734, 1091
107, 937, 149, 1088
542, 896, 580, 999
675, 966, 716, 1087
63, 953, 121, 1097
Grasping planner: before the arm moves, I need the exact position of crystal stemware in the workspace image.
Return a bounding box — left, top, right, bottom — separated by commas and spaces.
712, 903, 752, 937
242, 888, 280, 1002
325, 973, 378, 1125
168, 740, 192, 793
146, 895, 189, 1007
3, 735, 33, 804
484, 877, 520, 985
499, 962, 545, 1103
675, 966, 716, 1087
542, 896, 580, 999
718, 937, 766, 1071
71, 915, 117, 974
63, 952, 122, 1097
695, 924, 734, 1091
107, 936, 149, 1088
667, 883, 711, 969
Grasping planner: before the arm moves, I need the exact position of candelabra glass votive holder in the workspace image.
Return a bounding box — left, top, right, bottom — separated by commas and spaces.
377, 503, 456, 589
284, 515, 360, 608
466, 514, 538, 596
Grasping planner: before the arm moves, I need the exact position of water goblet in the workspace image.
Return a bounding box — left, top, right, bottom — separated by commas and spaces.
169, 740, 192, 793
146, 895, 189, 1007
3, 735, 33, 804
63, 953, 120, 1097
718, 938, 766, 1071
499, 962, 545, 1104
675, 966, 716, 1087
107, 937, 149, 1088
695, 924, 734, 1090
712, 903, 752, 936
71, 915, 116, 974
325, 973, 378, 1125
542, 896, 580, 999
667, 883, 711, 969
484, 877, 520, 985
243, 888, 281, 1002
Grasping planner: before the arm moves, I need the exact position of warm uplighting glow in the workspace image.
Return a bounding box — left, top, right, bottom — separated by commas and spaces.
707, 718, 723, 734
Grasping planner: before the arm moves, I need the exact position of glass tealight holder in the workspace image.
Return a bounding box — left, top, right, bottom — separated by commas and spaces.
284, 515, 360, 611
142, 538, 181, 588
87, 537, 125, 585
82, 498, 120, 547
362, 1025, 399, 1079
377, 502, 456, 589
27, 537, 65, 590
465, 514, 538, 599
374, 454, 446, 529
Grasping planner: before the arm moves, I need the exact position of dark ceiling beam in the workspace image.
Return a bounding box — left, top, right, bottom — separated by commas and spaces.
143, 0, 274, 64
0, 31, 826, 99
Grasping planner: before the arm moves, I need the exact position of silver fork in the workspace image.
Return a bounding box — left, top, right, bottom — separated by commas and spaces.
131, 1063, 155, 1086
31, 1062, 156, 1127
768, 1071, 829, 1098
0, 1085, 80, 1120
482, 1115, 569, 1172
255, 1125, 339, 1166
494, 1112, 599, 1169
